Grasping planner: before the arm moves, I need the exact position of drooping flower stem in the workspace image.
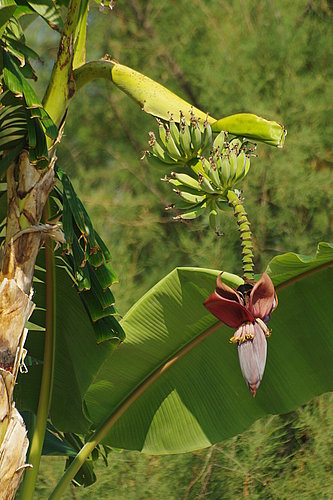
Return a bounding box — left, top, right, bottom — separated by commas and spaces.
227, 190, 254, 280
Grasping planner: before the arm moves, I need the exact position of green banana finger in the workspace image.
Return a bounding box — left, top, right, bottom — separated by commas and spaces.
146, 152, 172, 168
201, 120, 213, 152
172, 198, 203, 210
235, 151, 246, 179
209, 206, 223, 234
208, 162, 221, 188
174, 204, 207, 220
228, 151, 238, 181
167, 177, 203, 196
191, 121, 202, 153
158, 122, 168, 147
199, 173, 216, 194
171, 172, 202, 191
229, 138, 242, 152
190, 157, 210, 180
165, 132, 183, 160
219, 157, 231, 185
152, 141, 176, 164
209, 208, 217, 231
199, 157, 211, 176
179, 123, 192, 157
243, 156, 251, 177
234, 156, 251, 185
169, 118, 181, 149
173, 189, 206, 204
213, 131, 226, 151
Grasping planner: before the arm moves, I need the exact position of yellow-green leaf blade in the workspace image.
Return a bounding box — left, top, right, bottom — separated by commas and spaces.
211, 113, 287, 148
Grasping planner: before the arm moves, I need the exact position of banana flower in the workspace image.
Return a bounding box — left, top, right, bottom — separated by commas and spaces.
204, 273, 277, 396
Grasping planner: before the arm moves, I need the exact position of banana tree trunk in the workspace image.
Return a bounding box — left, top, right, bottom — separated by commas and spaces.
0, 151, 57, 498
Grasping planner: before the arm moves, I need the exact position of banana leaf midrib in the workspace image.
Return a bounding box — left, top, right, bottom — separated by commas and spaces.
274, 259, 333, 290
93, 321, 223, 435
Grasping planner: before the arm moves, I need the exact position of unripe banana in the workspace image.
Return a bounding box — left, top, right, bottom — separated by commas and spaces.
229, 138, 242, 152
191, 121, 202, 153
210, 210, 223, 235
209, 208, 218, 231
208, 159, 221, 188
173, 198, 202, 210
174, 204, 207, 220
147, 152, 172, 168
173, 189, 206, 205
213, 131, 226, 151
158, 122, 168, 147
219, 157, 231, 185
179, 123, 192, 157
235, 151, 246, 180
171, 172, 201, 191
201, 119, 213, 152
151, 141, 176, 164
169, 119, 181, 149
198, 173, 216, 194
168, 177, 202, 196
165, 132, 183, 160
200, 157, 211, 176
228, 151, 238, 181
243, 156, 251, 177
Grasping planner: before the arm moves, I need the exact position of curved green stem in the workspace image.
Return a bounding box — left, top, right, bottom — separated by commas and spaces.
48, 321, 223, 499
227, 190, 254, 280
73, 60, 115, 91
20, 203, 56, 499
42, 0, 83, 127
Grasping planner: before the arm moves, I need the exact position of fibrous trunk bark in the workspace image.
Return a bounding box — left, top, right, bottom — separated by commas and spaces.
0, 151, 60, 498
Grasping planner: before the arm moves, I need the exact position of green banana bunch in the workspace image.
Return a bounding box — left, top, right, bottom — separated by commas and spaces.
144, 110, 213, 167
146, 118, 255, 234
209, 133, 253, 189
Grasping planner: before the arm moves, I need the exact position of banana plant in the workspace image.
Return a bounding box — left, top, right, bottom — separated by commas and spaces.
0, 1, 331, 499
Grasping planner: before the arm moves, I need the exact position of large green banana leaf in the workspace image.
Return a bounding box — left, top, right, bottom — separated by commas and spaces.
82, 242, 333, 454
16, 243, 333, 453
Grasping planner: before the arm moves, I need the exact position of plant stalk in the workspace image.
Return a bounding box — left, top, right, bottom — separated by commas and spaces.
42, 0, 83, 127
20, 202, 56, 499
227, 190, 254, 280
0, 151, 55, 497
73, 59, 115, 91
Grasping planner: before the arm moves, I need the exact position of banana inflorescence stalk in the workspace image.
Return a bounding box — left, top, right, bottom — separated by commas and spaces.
146, 113, 257, 278
227, 190, 254, 280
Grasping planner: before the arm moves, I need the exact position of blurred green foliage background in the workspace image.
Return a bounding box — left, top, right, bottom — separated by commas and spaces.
26, 0, 332, 496
36, 0, 332, 315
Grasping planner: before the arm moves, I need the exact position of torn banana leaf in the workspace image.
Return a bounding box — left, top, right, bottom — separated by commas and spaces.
108, 61, 286, 147
211, 113, 287, 148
